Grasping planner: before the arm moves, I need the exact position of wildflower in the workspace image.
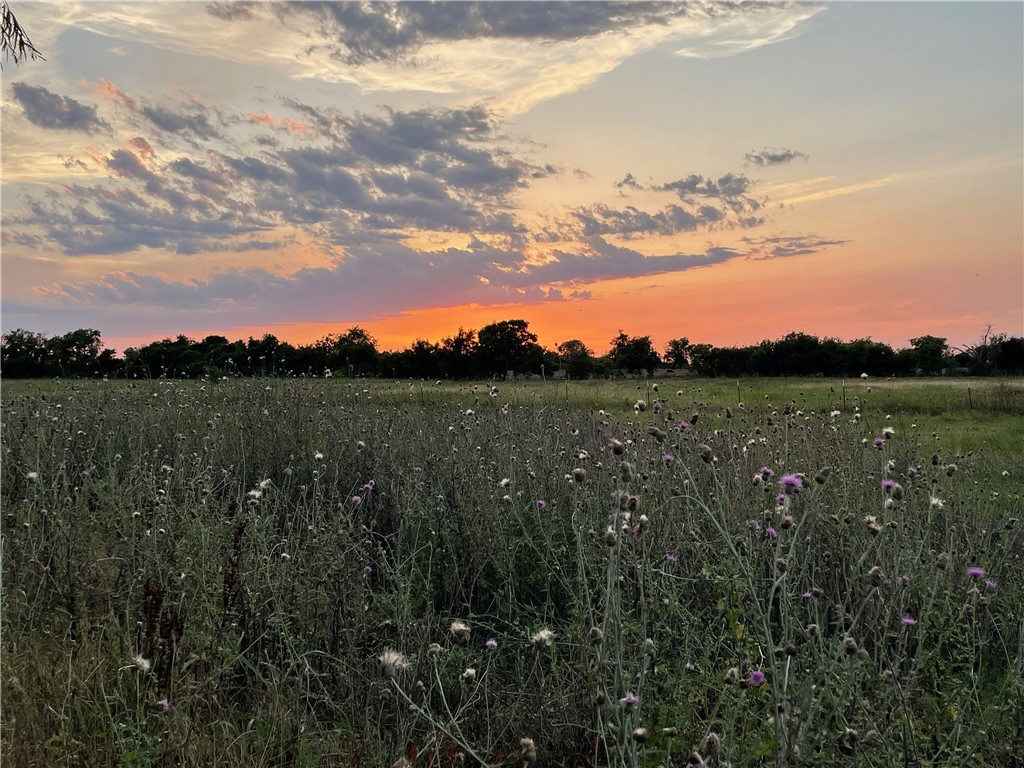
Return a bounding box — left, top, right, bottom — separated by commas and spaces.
652, 402, 663, 414
665, 553, 678, 563
984, 578, 997, 589
765, 527, 779, 539
603, 526, 618, 547
632, 728, 648, 743
897, 575, 910, 586
588, 626, 604, 645
867, 565, 885, 586
747, 519, 762, 532
945, 463, 957, 476
873, 437, 885, 448
351, 495, 361, 505
890, 483, 904, 501
618, 691, 640, 711
572, 468, 586, 483
133, 655, 152, 673
314, 451, 324, 461
536, 500, 546, 509
761, 467, 775, 478
156, 697, 170, 712
930, 496, 945, 510
663, 453, 675, 465
428, 643, 442, 656
675, 421, 689, 431
900, 616, 917, 626
842, 636, 859, 656
881, 479, 896, 493
780, 515, 795, 529
883, 427, 895, 438
26, 471, 39, 481
519, 737, 537, 765
461, 667, 477, 683
663, 727, 679, 737
450, 620, 472, 642
363, 480, 375, 491
779, 474, 803, 493
724, 667, 741, 684
864, 516, 881, 535
967, 566, 985, 578
379, 648, 410, 678
499, 478, 510, 488
486, 638, 498, 650
531, 628, 555, 649
634, 400, 646, 412
748, 670, 766, 686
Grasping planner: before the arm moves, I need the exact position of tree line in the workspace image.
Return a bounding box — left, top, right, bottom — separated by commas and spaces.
2, 322, 1022, 380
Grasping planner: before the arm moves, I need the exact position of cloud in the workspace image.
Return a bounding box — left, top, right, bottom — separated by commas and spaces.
141, 104, 219, 139
9, 83, 110, 133
744, 147, 808, 167
91, 77, 138, 111
741, 234, 850, 259
9, 99, 541, 255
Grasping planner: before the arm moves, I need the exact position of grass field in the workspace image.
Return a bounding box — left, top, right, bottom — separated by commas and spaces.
2, 377, 1022, 767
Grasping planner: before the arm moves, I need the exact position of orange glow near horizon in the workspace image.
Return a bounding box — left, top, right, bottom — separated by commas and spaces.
98, 242, 1023, 359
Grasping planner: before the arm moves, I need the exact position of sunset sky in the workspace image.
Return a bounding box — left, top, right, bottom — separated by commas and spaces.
2, 1, 1021, 356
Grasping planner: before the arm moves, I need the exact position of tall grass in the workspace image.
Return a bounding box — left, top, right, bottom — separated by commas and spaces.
2, 378, 1021, 766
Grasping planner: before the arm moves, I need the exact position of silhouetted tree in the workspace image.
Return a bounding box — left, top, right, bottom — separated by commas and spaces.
608, 332, 660, 376
477, 319, 545, 378
557, 339, 595, 379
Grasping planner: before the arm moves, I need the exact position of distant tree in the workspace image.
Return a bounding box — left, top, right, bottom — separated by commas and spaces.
476, 319, 546, 378
557, 339, 595, 379
664, 337, 690, 369
316, 327, 379, 376
908, 335, 950, 375
1, 328, 51, 377
1, 2, 42, 66
608, 331, 660, 377
442, 328, 478, 378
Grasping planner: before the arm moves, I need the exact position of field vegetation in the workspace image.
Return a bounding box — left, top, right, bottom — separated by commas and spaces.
2, 376, 1022, 767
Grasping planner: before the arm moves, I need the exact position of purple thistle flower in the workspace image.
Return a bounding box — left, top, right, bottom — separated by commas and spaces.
779, 474, 803, 491
747, 519, 762, 531
537, 500, 546, 509
801, 591, 812, 601
765, 527, 779, 539
351, 495, 362, 505
984, 578, 997, 589
665, 553, 678, 562
776, 493, 788, 504
363, 480, 375, 490
881, 479, 896, 492
967, 566, 985, 578
748, 670, 766, 686
156, 697, 170, 712
873, 437, 886, 448
663, 454, 675, 465
675, 422, 689, 431
653, 402, 663, 413
761, 467, 775, 478
618, 691, 640, 710
901, 616, 917, 626
486, 638, 498, 650
897, 575, 911, 586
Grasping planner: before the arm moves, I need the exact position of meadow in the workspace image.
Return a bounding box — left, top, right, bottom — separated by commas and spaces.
2, 376, 1022, 767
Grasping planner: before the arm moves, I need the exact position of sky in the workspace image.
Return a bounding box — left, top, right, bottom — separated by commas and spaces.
2, 1, 1022, 356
